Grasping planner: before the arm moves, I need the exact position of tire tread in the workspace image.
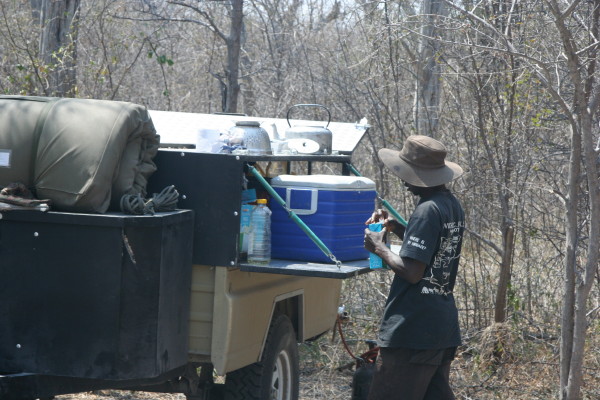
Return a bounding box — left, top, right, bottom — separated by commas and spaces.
224, 315, 298, 400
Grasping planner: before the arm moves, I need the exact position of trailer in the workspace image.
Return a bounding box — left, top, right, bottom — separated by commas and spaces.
0, 106, 374, 400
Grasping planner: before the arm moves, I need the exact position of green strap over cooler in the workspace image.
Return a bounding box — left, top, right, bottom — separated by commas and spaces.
247, 164, 342, 268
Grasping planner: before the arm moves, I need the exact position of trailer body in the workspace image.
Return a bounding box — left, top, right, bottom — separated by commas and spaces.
0, 109, 372, 400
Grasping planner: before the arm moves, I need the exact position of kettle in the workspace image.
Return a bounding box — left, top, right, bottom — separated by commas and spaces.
285, 104, 333, 154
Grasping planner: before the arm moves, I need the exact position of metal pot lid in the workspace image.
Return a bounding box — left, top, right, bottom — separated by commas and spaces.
287, 138, 320, 154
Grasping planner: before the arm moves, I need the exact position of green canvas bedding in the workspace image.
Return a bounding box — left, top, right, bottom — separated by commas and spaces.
0, 96, 159, 213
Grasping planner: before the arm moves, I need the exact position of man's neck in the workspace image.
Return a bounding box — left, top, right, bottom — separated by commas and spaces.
414, 185, 447, 197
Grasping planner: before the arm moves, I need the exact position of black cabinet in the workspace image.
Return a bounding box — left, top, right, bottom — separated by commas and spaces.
0, 210, 193, 380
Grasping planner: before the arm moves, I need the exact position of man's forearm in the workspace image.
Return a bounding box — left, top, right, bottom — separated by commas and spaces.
375, 245, 425, 284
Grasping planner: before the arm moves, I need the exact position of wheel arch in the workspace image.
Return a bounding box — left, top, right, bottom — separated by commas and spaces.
260, 290, 304, 359
223, 312, 300, 400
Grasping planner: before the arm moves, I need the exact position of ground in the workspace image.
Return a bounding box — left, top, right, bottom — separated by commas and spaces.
54, 334, 600, 400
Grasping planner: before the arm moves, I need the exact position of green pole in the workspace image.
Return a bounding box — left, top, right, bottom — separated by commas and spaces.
247, 165, 341, 266
346, 163, 408, 226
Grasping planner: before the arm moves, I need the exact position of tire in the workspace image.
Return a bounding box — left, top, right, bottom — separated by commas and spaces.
224, 315, 299, 400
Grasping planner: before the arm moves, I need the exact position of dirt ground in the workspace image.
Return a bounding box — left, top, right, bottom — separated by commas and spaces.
42, 311, 600, 400
47, 358, 555, 400
55, 366, 354, 400
52, 345, 598, 400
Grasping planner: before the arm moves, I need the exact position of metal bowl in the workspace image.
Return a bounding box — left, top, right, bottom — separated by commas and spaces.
229, 121, 272, 155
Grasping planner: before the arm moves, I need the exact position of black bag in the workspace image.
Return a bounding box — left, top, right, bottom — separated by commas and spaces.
351, 341, 379, 400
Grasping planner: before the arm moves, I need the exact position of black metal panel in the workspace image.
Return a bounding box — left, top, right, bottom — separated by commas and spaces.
0, 366, 187, 400
148, 151, 243, 266
239, 259, 371, 278
0, 210, 193, 380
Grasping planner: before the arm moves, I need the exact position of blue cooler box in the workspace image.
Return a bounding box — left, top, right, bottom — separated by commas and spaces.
270, 174, 376, 263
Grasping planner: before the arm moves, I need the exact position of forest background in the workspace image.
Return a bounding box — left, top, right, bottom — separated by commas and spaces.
1, 0, 600, 399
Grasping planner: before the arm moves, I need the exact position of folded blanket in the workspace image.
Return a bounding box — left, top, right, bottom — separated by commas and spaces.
0, 96, 159, 213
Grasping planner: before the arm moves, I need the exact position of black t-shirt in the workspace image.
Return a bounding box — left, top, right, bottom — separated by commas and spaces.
378, 189, 465, 349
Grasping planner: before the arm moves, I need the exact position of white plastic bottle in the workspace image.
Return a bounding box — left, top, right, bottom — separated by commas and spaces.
248, 198, 272, 265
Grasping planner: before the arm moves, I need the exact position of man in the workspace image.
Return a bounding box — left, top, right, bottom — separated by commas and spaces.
363, 135, 465, 400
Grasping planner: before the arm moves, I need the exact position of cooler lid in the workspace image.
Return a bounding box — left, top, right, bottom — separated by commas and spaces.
271, 174, 375, 190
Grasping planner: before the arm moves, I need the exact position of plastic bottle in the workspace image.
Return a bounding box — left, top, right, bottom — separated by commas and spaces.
368, 222, 388, 269
248, 199, 272, 265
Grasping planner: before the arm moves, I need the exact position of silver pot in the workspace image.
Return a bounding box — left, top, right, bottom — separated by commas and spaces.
285, 104, 333, 154
229, 121, 272, 155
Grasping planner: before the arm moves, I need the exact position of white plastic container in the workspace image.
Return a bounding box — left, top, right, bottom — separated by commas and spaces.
248, 199, 272, 265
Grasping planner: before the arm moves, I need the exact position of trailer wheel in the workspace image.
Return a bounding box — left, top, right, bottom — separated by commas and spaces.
224, 314, 299, 400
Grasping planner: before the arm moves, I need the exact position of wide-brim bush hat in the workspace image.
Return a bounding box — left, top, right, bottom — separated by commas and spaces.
378, 135, 463, 187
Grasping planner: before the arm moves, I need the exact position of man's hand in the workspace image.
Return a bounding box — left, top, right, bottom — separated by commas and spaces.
365, 208, 387, 225
364, 226, 387, 254
365, 208, 406, 239
364, 227, 425, 284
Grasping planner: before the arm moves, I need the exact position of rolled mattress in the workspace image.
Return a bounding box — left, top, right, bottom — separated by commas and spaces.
0, 96, 160, 213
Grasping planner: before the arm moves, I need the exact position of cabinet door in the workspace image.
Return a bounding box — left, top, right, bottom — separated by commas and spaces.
149, 151, 243, 267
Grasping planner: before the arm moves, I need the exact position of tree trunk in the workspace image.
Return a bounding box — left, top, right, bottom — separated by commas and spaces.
563, 110, 600, 400
493, 224, 514, 323
559, 120, 579, 399
414, 0, 446, 137
551, 1, 596, 397
30, 0, 42, 23
39, 0, 81, 97
224, 0, 243, 113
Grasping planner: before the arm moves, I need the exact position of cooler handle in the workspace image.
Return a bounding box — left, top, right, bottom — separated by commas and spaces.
286, 188, 318, 215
